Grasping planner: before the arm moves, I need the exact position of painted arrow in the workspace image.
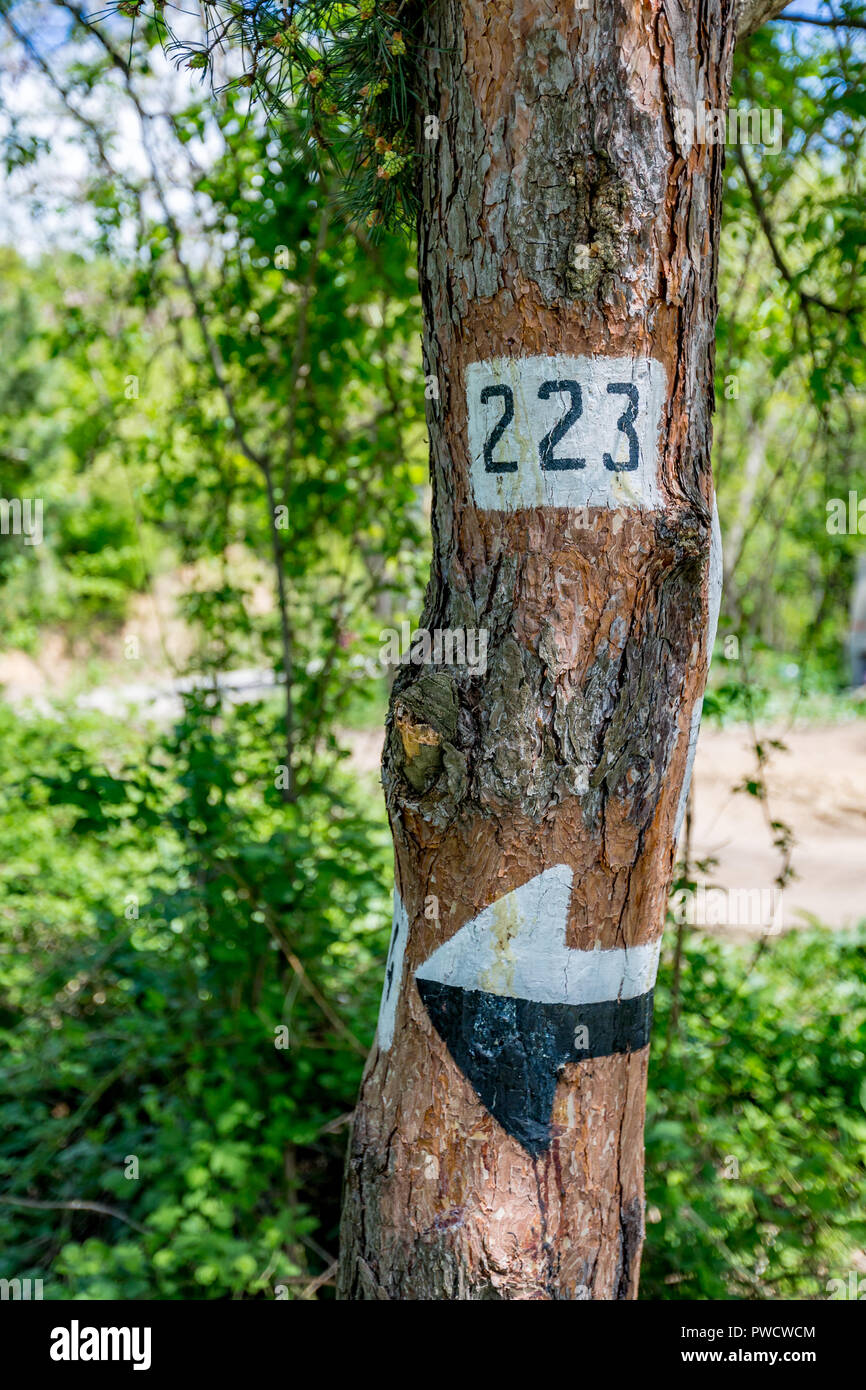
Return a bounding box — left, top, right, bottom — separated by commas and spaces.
415, 865, 660, 1157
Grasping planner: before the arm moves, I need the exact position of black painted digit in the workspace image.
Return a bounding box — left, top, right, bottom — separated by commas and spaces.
480, 384, 517, 473
603, 382, 640, 471
538, 379, 585, 471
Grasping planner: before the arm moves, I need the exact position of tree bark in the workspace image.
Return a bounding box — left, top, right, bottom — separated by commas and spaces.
339, 0, 737, 1300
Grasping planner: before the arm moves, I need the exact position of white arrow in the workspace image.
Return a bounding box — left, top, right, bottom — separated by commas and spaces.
414, 865, 660, 1006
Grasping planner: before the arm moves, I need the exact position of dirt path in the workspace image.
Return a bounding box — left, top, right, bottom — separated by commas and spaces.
343, 721, 866, 933
689, 721, 865, 932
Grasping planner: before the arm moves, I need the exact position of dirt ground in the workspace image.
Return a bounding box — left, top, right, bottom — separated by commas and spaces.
688, 721, 865, 933
343, 721, 866, 934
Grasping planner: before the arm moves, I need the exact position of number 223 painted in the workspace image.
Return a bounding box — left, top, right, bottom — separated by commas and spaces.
465, 355, 666, 512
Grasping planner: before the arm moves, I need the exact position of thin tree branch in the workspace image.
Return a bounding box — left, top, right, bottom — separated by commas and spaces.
774, 11, 866, 29
733, 145, 856, 318
283, 199, 332, 503
0, 1195, 147, 1235
299, 1258, 338, 1299
736, 0, 801, 41
220, 861, 367, 1055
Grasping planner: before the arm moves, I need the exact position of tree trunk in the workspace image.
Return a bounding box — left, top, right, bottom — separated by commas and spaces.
339, 0, 738, 1301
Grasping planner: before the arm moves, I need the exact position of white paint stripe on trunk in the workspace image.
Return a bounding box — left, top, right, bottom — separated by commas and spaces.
674, 495, 724, 841
376, 891, 409, 1051
415, 865, 661, 1006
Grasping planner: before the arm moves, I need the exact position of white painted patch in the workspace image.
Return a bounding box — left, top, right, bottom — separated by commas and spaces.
466, 355, 666, 512
376, 891, 409, 1051
674, 496, 724, 841
415, 865, 660, 1005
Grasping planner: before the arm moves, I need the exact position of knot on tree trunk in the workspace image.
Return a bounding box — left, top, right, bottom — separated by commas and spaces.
387, 671, 469, 815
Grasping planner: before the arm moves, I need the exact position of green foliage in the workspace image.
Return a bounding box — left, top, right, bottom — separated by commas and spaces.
644, 925, 866, 1300
718, 17, 866, 679
0, 697, 391, 1299
110, 0, 423, 232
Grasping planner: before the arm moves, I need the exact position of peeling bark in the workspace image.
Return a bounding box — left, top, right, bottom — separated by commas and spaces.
339, 0, 739, 1300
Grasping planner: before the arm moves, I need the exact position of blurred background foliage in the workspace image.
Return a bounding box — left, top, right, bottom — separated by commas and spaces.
0, 1, 864, 1299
